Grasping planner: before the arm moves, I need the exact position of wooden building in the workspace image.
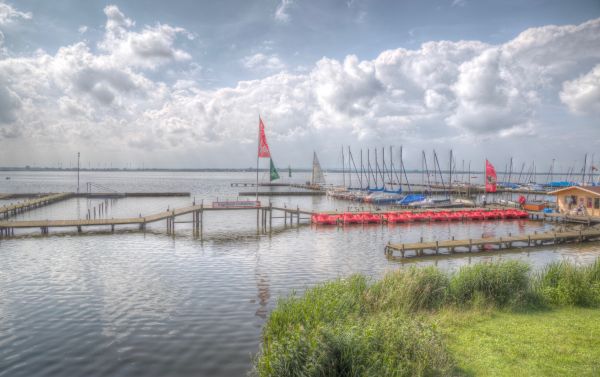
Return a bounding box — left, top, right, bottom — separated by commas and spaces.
549, 186, 600, 216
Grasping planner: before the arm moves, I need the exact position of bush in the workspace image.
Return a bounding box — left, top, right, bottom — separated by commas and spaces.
534, 260, 600, 307
450, 261, 530, 307
367, 266, 450, 312
256, 314, 454, 377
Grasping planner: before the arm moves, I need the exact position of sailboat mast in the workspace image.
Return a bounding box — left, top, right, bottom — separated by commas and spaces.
374, 149, 379, 188
467, 160, 471, 197
360, 149, 364, 190
433, 150, 446, 195
590, 154, 595, 185
449, 149, 453, 199
393, 146, 402, 189
381, 147, 386, 189
348, 146, 352, 188
582, 153, 587, 185
311, 151, 315, 185
367, 149, 371, 189
401, 146, 412, 193
342, 146, 345, 188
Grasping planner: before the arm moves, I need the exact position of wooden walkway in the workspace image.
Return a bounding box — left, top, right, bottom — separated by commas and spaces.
385, 228, 600, 258
0, 203, 314, 239
0, 193, 73, 219
529, 211, 600, 225
239, 191, 325, 196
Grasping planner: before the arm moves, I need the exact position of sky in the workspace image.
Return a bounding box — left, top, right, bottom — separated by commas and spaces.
0, 0, 599, 170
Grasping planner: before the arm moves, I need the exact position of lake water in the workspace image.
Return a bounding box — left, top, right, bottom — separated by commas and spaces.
0, 171, 598, 377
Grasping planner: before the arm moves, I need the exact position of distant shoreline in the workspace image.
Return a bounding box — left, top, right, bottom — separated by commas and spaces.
0, 167, 562, 175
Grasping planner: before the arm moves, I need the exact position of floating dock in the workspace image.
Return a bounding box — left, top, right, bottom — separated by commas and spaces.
384, 228, 600, 258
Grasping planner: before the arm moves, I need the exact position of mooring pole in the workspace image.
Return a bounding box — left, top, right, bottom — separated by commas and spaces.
269, 202, 273, 233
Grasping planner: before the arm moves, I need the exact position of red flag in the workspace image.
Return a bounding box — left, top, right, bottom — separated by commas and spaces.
485, 159, 497, 193
258, 117, 271, 158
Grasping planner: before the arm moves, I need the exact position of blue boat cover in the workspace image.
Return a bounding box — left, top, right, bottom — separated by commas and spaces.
397, 194, 425, 205
545, 181, 578, 187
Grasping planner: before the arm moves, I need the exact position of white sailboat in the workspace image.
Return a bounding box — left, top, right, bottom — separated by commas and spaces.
311, 151, 326, 186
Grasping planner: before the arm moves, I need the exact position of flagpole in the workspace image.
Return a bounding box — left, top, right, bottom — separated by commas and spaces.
256, 115, 260, 202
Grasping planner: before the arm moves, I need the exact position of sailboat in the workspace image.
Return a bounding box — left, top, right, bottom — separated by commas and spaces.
311, 152, 326, 186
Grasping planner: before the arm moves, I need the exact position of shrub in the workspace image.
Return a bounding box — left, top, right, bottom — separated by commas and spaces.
450, 261, 530, 307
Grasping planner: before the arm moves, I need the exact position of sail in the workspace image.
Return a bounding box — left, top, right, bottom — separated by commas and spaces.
311, 152, 326, 185
485, 159, 497, 193
270, 158, 280, 181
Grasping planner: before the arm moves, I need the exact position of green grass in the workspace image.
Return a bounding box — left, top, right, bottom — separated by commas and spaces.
437, 307, 600, 376
254, 260, 600, 377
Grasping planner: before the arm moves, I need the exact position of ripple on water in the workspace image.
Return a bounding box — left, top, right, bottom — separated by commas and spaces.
1, 172, 599, 376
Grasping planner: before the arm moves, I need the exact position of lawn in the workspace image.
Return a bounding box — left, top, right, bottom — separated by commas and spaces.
437, 307, 600, 376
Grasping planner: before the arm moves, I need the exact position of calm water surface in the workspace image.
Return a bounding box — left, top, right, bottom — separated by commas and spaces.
0, 171, 598, 377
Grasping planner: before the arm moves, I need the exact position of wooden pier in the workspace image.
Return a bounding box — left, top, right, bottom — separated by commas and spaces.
528, 211, 600, 225
384, 228, 600, 258
0, 192, 191, 220
0, 203, 313, 239
0, 193, 73, 219
239, 191, 325, 196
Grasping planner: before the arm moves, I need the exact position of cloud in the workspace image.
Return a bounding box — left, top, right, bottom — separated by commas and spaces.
0, 2, 31, 25
78, 25, 88, 34
99, 5, 192, 69
274, 0, 293, 22
242, 53, 285, 71
0, 2, 599, 167
560, 64, 600, 115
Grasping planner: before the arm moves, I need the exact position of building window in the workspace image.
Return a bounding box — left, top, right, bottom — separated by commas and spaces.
595, 198, 600, 209
587, 197, 593, 208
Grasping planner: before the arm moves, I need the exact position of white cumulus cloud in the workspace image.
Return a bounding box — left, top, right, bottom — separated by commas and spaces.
0, 2, 599, 167
560, 64, 600, 115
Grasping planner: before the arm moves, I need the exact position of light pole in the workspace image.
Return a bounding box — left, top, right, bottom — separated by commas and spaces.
77, 152, 80, 193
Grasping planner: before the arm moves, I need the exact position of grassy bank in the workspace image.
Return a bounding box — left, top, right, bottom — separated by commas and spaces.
438, 307, 600, 376
254, 259, 600, 376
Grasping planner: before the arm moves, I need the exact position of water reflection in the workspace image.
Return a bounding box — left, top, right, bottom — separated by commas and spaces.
0, 172, 597, 377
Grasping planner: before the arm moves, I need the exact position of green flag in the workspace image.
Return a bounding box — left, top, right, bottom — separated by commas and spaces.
270, 158, 280, 181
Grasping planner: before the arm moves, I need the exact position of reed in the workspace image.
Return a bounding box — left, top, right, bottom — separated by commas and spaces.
366, 266, 449, 312
255, 259, 600, 376
449, 260, 530, 308
534, 259, 600, 307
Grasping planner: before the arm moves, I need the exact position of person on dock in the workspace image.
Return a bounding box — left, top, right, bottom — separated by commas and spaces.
482, 194, 487, 207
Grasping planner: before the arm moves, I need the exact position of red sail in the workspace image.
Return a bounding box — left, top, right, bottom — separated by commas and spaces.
258, 117, 271, 158
485, 159, 497, 193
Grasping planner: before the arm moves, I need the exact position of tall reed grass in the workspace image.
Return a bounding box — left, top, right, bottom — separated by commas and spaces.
255, 259, 600, 377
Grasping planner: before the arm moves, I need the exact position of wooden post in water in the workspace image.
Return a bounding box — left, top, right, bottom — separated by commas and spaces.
269, 202, 272, 233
